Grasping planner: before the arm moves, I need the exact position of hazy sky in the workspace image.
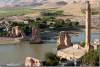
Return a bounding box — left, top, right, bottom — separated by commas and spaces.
0, 0, 76, 3
0, 0, 43, 3
0, 0, 95, 3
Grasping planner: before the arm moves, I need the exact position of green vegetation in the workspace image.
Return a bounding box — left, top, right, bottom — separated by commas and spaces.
10, 21, 31, 35
26, 18, 48, 29
0, 8, 81, 37
14, 17, 80, 32
0, 7, 33, 17
80, 49, 99, 66
80, 41, 86, 47
53, 18, 80, 30
0, 16, 80, 37
0, 7, 61, 17
0, 28, 8, 36
41, 10, 64, 17
20, 24, 31, 35
43, 52, 59, 66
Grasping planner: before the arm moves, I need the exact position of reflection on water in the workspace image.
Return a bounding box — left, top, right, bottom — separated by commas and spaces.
0, 32, 99, 64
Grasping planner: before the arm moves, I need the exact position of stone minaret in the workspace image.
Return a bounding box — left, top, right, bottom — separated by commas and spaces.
85, 1, 91, 51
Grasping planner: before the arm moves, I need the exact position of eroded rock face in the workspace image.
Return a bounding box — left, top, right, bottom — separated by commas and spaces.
57, 31, 72, 50
25, 57, 41, 67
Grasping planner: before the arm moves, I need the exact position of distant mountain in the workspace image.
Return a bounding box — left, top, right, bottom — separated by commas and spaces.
0, 0, 47, 8
0, 0, 82, 8
0, 0, 98, 8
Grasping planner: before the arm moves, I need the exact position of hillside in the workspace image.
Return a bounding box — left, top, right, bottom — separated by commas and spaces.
60, 3, 83, 16
0, 0, 99, 16
35, 3, 79, 16
36, 0, 99, 16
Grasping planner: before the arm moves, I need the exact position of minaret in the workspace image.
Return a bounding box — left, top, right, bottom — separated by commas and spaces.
85, 1, 91, 51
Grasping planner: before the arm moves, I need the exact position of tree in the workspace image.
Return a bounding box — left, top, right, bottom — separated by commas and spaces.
0, 30, 8, 36
21, 24, 31, 35
54, 19, 65, 28
41, 10, 63, 17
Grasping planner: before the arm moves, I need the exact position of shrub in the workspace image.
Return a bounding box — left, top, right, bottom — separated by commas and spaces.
80, 41, 85, 47
72, 22, 79, 26
41, 10, 63, 17
65, 19, 71, 23
80, 49, 99, 66
44, 52, 59, 66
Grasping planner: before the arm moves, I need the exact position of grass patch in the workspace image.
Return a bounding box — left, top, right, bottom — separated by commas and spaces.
0, 7, 34, 17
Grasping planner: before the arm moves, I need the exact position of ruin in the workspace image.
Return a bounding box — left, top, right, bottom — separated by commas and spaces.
30, 28, 43, 44
11, 26, 22, 37
57, 31, 72, 50
57, 1, 94, 60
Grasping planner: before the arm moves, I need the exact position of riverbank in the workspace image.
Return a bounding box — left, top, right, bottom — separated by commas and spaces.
0, 37, 21, 44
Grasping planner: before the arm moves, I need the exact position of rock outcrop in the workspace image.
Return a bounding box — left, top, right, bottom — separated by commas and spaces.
25, 57, 41, 67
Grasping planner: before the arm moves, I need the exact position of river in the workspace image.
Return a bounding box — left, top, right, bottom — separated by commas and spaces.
0, 32, 100, 65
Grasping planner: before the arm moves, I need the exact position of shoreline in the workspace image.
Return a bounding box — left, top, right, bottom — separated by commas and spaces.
0, 30, 100, 44
0, 37, 21, 44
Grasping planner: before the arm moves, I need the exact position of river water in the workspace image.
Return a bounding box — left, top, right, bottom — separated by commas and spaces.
0, 32, 100, 65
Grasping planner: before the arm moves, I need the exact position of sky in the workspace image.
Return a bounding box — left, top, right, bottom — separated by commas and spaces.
0, 0, 44, 3
0, 0, 45, 7
0, 0, 82, 3
0, 0, 97, 7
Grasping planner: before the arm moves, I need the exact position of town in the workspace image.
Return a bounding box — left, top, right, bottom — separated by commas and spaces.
0, 0, 100, 67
